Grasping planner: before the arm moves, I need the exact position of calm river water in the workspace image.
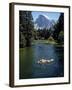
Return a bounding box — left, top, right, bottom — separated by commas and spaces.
19, 43, 64, 79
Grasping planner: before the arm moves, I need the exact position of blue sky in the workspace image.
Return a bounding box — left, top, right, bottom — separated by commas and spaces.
32, 11, 61, 21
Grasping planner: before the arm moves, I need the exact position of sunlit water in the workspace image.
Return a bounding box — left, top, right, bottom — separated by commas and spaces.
19, 43, 64, 79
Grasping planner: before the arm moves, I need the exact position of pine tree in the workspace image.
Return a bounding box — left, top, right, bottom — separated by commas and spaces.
53, 13, 64, 43
19, 11, 34, 47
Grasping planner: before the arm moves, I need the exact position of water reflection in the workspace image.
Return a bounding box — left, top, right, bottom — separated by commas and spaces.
19, 44, 64, 79
19, 47, 34, 79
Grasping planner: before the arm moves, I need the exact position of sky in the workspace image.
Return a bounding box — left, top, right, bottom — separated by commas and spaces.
32, 11, 61, 22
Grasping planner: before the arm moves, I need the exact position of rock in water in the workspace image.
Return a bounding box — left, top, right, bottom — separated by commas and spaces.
37, 59, 54, 64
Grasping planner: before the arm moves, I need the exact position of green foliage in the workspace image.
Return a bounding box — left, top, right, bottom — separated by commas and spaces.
19, 11, 34, 47
19, 32, 26, 48
33, 28, 50, 40
58, 31, 64, 44
48, 36, 54, 41
53, 13, 64, 44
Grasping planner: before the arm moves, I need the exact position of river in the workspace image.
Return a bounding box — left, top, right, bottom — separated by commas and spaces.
19, 43, 64, 79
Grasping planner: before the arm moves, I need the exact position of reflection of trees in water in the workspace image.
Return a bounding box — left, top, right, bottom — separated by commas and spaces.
19, 47, 34, 79
54, 46, 64, 62
53, 46, 64, 76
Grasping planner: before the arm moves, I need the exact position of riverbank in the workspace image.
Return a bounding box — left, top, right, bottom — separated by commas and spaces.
32, 40, 57, 44
32, 40, 64, 47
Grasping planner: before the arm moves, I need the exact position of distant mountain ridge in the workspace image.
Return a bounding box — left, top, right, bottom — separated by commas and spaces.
34, 15, 55, 30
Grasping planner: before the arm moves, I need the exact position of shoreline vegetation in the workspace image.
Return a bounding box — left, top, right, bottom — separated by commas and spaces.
20, 39, 64, 50
32, 35, 64, 48
32, 40, 64, 46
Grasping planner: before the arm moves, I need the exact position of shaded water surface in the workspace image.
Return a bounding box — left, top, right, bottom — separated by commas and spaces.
19, 43, 64, 79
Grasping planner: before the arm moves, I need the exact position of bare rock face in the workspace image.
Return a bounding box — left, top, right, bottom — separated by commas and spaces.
34, 15, 55, 30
